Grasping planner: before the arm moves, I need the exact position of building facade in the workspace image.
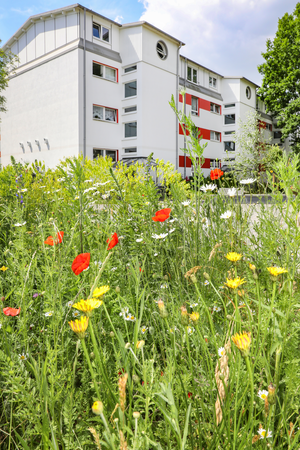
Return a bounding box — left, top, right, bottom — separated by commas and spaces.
0, 3, 289, 175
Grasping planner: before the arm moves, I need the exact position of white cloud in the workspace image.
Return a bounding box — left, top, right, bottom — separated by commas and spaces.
139, 0, 298, 85
114, 15, 124, 23
11, 8, 36, 16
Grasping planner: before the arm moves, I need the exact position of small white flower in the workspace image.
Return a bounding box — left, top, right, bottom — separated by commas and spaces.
160, 283, 168, 289
257, 390, 268, 400
204, 280, 210, 286
136, 238, 143, 242
57, 178, 64, 182
21, 188, 28, 192
120, 307, 129, 318
213, 306, 221, 312
152, 233, 168, 240
169, 327, 178, 334
102, 194, 110, 199
218, 347, 225, 357
220, 211, 232, 219
19, 353, 28, 361
190, 303, 198, 308
14, 222, 26, 227
227, 188, 237, 197
154, 253, 159, 257
67, 301, 73, 308
125, 313, 136, 322
187, 327, 194, 335
181, 201, 190, 207
169, 218, 178, 223
94, 260, 102, 268
200, 184, 217, 192
0, 323, 2, 329
44, 311, 53, 317
240, 178, 256, 185
73, 311, 81, 318
141, 326, 148, 334
258, 428, 272, 439
169, 228, 176, 234
111, 267, 117, 271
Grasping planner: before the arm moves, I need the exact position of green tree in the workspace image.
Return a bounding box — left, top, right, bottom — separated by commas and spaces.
0, 40, 16, 114
258, 3, 300, 151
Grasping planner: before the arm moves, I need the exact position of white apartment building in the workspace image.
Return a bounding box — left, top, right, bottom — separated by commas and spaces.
0, 3, 287, 176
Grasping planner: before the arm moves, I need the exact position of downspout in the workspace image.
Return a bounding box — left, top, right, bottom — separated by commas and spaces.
175, 43, 182, 171
83, 7, 86, 159
184, 57, 187, 179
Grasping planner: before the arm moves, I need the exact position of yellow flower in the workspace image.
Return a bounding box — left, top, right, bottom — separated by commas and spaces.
232, 331, 251, 357
267, 267, 288, 278
72, 298, 103, 316
0, 266, 8, 271
92, 401, 103, 415
93, 285, 110, 298
136, 340, 145, 349
224, 277, 246, 290
225, 252, 242, 262
249, 263, 256, 271
68, 316, 89, 339
189, 311, 199, 324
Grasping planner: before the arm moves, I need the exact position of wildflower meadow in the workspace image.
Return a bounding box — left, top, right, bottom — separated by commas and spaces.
1, 148, 300, 450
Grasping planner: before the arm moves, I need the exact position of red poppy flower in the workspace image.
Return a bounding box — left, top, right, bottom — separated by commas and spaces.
210, 169, 224, 180
107, 233, 118, 250
188, 392, 193, 398
3, 307, 21, 316
71, 253, 90, 275
152, 208, 171, 222
44, 231, 64, 246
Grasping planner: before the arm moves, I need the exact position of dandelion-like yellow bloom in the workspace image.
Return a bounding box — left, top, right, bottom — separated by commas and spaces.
72, 298, 103, 316
267, 267, 288, 278
232, 331, 251, 357
0, 266, 8, 271
68, 316, 89, 339
225, 252, 242, 262
249, 263, 256, 271
136, 340, 145, 349
92, 401, 103, 415
224, 277, 246, 290
93, 285, 110, 298
189, 312, 199, 324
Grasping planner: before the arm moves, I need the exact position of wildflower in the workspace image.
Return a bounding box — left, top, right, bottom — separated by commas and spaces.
160, 283, 168, 289
73, 298, 103, 316
107, 232, 118, 250
0, 266, 8, 271
218, 347, 225, 357
213, 306, 221, 312
71, 253, 90, 275
224, 277, 246, 289
204, 280, 210, 286
180, 306, 189, 325
152, 208, 171, 222
93, 285, 110, 298
44, 231, 64, 246
187, 326, 194, 335
240, 178, 256, 184
136, 238, 143, 242
231, 331, 251, 357
14, 222, 26, 227
19, 353, 28, 361
181, 201, 190, 207
200, 184, 217, 192
119, 307, 129, 318
188, 392, 193, 398
225, 252, 242, 262
220, 211, 232, 219
72, 311, 80, 318
68, 316, 89, 339
210, 168, 224, 180
227, 187, 237, 197
267, 267, 288, 278
189, 311, 199, 324
125, 313, 136, 322
258, 390, 268, 400
66, 300, 73, 308
136, 340, 145, 349
3, 307, 21, 316
190, 302, 199, 308
92, 401, 104, 415
21, 188, 28, 192
44, 311, 53, 317
141, 326, 148, 334
258, 427, 272, 439
152, 233, 168, 240
157, 299, 168, 318
154, 253, 159, 256
33, 293, 41, 298
102, 193, 110, 199
249, 263, 256, 271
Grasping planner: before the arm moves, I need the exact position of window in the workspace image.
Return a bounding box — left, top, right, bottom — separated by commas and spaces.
93, 149, 117, 161
210, 131, 220, 141
224, 103, 235, 108
224, 130, 235, 135
224, 114, 235, 125
209, 76, 217, 88
93, 62, 117, 82
124, 65, 137, 73
187, 67, 197, 83
93, 105, 117, 122
124, 147, 137, 153
210, 103, 220, 114
125, 122, 137, 138
246, 86, 251, 99
224, 141, 235, 152
124, 106, 137, 113
156, 41, 168, 60
125, 81, 137, 98
274, 131, 282, 139
265, 123, 272, 131
93, 23, 110, 42
191, 97, 198, 116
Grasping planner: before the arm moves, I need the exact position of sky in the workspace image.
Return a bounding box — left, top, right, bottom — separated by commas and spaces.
0, 0, 299, 85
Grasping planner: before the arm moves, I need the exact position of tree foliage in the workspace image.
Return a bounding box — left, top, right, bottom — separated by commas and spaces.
0, 40, 16, 115
258, 3, 300, 151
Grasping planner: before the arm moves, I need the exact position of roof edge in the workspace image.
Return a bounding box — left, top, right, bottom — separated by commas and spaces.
121, 21, 185, 46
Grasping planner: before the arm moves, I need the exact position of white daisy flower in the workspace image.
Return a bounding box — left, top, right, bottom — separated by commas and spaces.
21, 188, 28, 192
240, 178, 256, 185
141, 326, 148, 334
181, 201, 190, 207
204, 280, 210, 286
154, 253, 159, 256
111, 267, 117, 271
136, 238, 143, 242
220, 211, 232, 219
257, 390, 268, 400
160, 283, 168, 289
152, 233, 168, 240
14, 222, 26, 227
119, 307, 129, 318
44, 311, 53, 317
227, 188, 237, 197
200, 184, 217, 192
19, 353, 28, 361
169, 218, 178, 223
218, 347, 225, 357
187, 327, 194, 335
258, 428, 272, 439
125, 314, 136, 322
66, 301, 73, 308
72, 311, 81, 318
169, 228, 176, 234
213, 306, 221, 312
190, 303, 198, 308
169, 327, 178, 334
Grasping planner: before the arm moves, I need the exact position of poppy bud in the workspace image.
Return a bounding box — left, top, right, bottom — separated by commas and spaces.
133, 411, 140, 419
164, 275, 168, 281
203, 272, 210, 281
115, 286, 121, 293
190, 274, 197, 284
1, 296, 5, 302
110, 331, 114, 338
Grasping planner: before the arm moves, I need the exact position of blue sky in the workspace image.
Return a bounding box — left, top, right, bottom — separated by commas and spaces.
0, 0, 298, 85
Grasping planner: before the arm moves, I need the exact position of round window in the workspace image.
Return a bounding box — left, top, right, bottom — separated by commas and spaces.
246, 86, 251, 99
156, 41, 168, 60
